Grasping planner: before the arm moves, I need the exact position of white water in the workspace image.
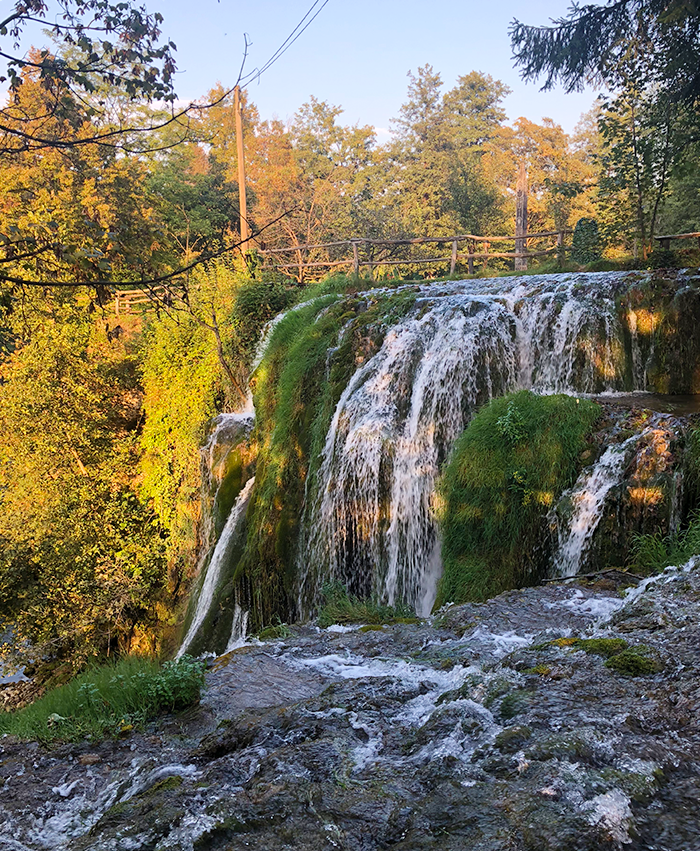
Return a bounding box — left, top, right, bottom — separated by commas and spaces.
177, 476, 255, 658
552, 436, 638, 577
297, 273, 646, 616
226, 603, 250, 652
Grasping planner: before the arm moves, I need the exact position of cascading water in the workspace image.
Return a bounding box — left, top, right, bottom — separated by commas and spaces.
297, 273, 650, 617
550, 436, 639, 578
177, 476, 255, 658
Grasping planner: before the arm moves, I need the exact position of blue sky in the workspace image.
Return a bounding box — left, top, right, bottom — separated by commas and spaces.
149, 0, 599, 136
5, 0, 600, 135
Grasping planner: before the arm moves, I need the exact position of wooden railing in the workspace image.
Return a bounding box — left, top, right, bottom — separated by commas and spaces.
114, 285, 170, 315
257, 229, 572, 281
654, 232, 700, 251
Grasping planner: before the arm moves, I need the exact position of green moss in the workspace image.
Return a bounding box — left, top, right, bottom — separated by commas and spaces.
494, 725, 533, 753
605, 646, 661, 676
499, 690, 534, 720
574, 638, 629, 658
141, 775, 184, 797
358, 624, 386, 633
523, 664, 552, 675
436, 391, 601, 605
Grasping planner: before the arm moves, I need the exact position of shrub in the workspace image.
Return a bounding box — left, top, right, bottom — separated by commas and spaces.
572, 218, 603, 265
436, 391, 600, 605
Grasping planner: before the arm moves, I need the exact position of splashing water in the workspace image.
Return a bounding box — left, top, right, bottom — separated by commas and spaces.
298, 273, 644, 616
177, 477, 256, 658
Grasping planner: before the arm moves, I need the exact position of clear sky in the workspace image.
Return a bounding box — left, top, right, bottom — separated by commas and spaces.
5, 0, 600, 136
146, 0, 598, 137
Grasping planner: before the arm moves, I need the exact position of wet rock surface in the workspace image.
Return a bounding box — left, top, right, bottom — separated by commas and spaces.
2, 563, 700, 850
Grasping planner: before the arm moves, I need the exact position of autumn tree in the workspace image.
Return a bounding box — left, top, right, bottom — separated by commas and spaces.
0, 303, 168, 670
484, 116, 595, 234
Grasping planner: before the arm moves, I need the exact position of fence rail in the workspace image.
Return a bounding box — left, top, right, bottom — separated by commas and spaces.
114, 285, 170, 315
654, 232, 700, 251
257, 229, 572, 281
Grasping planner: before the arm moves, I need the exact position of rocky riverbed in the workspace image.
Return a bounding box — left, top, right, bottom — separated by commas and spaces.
1, 560, 700, 851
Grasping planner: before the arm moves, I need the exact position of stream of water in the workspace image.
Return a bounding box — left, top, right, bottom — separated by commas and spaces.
177, 476, 255, 658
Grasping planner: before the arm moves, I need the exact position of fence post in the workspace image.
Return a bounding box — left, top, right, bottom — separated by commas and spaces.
450, 239, 458, 276
557, 230, 564, 266
514, 161, 528, 271
482, 241, 489, 273
352, 241, 360, 278
366, 241, 372, 281
467, 242, 474, 275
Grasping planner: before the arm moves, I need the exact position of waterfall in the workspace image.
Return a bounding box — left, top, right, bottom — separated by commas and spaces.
177, 476, 255, 658
551, 437, 638, 577
297, 273, 645, 616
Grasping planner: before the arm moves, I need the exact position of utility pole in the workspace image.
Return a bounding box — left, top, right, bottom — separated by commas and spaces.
515, 161, 528, 272
234, 85, 250, 245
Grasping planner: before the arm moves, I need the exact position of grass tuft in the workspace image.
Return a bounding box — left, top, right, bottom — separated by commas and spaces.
0, 655, 206, 742
317, 582, 417, 628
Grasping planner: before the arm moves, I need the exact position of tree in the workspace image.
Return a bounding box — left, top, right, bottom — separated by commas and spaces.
510, 1, 700, 105
0, 60, 168, 300
484, 117, 595, 235
0, 303, 168, 670
0, 0, 179, 154
388, 66, 510, 238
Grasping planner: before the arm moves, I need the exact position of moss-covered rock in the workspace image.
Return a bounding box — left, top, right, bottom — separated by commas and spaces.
436, 391, 601, 605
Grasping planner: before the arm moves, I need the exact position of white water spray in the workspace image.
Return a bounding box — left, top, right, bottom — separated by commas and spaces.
551, 437, 638, 577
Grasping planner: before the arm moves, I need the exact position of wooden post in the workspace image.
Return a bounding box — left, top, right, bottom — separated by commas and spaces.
352, 241, 360, 278
450, 239, 458, 276
467, 242, 474, 275
234, 86, 250, 246
482, 241, 489, 273
366, 241, 372, 281
557, 230, 564, 266
515, 161, 528, 271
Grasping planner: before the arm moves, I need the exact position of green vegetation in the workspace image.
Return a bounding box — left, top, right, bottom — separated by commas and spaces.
0, 655, 205, 742
316, 582, 417, 629
572, 218, 603, 265
436, 391, 601, 605
604, 646, 661, 676
538, 635, 660, 676
573, 638, 629, 658
0, 303, 168, 673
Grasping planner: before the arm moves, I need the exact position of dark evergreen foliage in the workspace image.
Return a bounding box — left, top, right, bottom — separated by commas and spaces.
510, 1, 700, 104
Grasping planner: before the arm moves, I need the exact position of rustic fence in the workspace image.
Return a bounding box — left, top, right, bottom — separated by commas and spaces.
654, 231, 700, 252
114, 285, 170, 315
256, 229, 572, 282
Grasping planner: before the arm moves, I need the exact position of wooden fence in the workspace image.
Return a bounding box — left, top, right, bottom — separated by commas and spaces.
654, 231, 700, 252
114, 285, 170, 315
256, 229, 572, 282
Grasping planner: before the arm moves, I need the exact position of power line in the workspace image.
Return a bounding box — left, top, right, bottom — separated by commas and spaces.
239, 0, 330, 87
